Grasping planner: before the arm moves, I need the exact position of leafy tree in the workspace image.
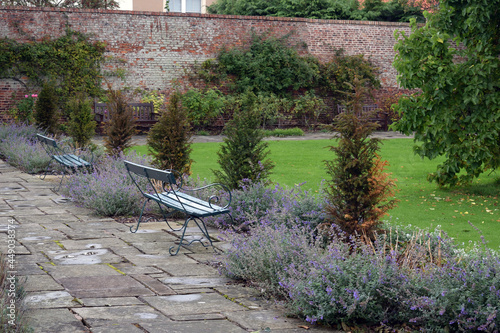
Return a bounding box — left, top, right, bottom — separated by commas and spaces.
208, 0, 424, 22
393, 0, 500, 187
0, 0, 118, 9
147, 91, 193, 175
213, 91, 274, 190
67, 93, 96, 148
34, 82, 59, 134
103, 89, 136, 155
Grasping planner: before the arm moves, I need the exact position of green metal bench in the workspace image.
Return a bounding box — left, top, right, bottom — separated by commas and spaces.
36, 134, 94, 191
124, 160, 233, 256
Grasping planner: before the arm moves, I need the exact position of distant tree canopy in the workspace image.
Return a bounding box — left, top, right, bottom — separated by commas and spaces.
0, 0, 118, 9
208, 0, 425, 23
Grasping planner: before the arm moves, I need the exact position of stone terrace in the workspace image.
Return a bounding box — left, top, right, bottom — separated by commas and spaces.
0, 160, 338, 332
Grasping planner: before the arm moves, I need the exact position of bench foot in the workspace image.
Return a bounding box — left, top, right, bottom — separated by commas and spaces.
168, 217, 214, 256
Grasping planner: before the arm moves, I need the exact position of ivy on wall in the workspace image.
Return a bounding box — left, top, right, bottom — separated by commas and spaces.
0, 28, 106, 114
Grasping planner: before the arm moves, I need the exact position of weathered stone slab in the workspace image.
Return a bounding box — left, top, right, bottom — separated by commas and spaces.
131, 274, 176, 295
115, 265, 163, 275
80, 296, 145, 307
124, 253, 197, 266
161, 276, 233, 288
46, 248, 123, 265
141, 293, 246, 317
57, 275, 155, 298
156, 263, 218, 277
44, 263, 122, 279
72, 305, 170, 327
25, 308, 88, 333
88, 323, 145, 333
224, 310, 309, 331
118, 230, 177, 243
24, 290, 80, 309
60, 238, 130, 251
17, 262, 46, 275
24, 274, 65, 292
139, 319, 247, 333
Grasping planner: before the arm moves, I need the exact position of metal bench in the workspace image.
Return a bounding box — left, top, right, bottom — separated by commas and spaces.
124, 160, 233, 256
36, 134, 94, 191
337, 104, 389, 131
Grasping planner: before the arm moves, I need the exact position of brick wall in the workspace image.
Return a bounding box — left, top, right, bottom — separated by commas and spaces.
0, 7, 411, 118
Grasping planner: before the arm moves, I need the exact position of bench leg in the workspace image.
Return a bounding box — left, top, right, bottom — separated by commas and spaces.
169, 216, 214, 256
130, 199, 149, 233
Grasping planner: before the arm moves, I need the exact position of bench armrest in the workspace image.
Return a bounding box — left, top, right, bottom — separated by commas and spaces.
180, 183, 232, 210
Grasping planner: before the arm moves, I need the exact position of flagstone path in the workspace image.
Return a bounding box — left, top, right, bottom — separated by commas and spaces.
0, 160, 337, 332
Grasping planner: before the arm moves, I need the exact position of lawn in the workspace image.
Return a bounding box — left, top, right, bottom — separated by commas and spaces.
131, 138, 500, 249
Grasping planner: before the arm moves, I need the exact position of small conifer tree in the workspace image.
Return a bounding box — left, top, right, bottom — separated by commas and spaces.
324, 77, 398, 238
147, 91, 193, 175
213, 91, 274, 190
34, 82, 59, 134
67, 93, 96, 148
103, 89, 136, 155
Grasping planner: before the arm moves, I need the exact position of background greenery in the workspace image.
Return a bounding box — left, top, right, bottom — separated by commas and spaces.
132, 138, 500, 249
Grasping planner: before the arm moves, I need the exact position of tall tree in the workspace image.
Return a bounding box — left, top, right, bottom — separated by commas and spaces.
393, 0, 500, 187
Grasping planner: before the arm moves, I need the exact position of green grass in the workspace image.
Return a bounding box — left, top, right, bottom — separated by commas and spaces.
131, 139, 500, 249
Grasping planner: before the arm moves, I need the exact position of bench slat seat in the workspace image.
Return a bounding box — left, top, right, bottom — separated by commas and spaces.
124, 160, 233, 256
37, 134, 94, 191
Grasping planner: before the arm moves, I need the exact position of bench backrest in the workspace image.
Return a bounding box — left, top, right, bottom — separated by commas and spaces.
94, 102, 155, 123
124, 160, 176, 185
36, 133, 58, 148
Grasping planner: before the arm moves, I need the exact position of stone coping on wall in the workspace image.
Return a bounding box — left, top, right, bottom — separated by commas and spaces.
0, 5, 416, 27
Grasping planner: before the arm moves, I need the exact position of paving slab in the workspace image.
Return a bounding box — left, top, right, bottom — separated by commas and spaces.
45, 248, 124, 265
139, 319, 247, 333
24, 273, 65, 292
25, 308, 88, 333
79, 296, 145, 307
57, 275, 155, 298
141, 293, 247, 317
24, 290, 80, 309
72, 305, 170, 327
44, 263, 124, 279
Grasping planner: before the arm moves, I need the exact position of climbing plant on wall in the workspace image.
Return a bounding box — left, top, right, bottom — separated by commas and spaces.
0, 28, 106, 114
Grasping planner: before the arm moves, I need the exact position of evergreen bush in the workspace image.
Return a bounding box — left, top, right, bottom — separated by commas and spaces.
212, 91, 274, 190
34, 82, 59, 134
103, 89, 136, 155
147, 91, 193, 175
67, 93, 96, 148
324, 77, 397, 238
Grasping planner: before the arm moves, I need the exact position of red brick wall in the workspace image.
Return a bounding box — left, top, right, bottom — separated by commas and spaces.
0, 6, 411, 117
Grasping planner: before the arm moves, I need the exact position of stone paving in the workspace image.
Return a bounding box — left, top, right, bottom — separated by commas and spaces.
0, 160, 338, 332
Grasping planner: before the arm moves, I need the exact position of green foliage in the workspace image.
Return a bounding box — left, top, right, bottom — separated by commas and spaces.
67, 93, 96, 148
9, 93, 37, 125
393, 0, 500, 187
181, 88, 225, 127
139, 90, 165, 114
147, 91, 193, 175
34, 82, 58, 134
291, 91, 327, 128
103, 89, 136, 155
0, 29, 106, 113
320, 48, 380, 100
213, 91, 275, 190
207, 32, 319, 96
324, 78, 397, 237
263, 127, 304, 137
208, 0, 424, 22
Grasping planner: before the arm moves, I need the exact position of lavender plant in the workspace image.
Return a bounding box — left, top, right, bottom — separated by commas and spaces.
220, 222, 500, 331
0, 131, 51, 174
61, 151, 152, 216
214, 181, 326, 232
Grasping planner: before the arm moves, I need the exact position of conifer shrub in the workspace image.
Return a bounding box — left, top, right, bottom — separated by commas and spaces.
147, 91, 193, 175
212, 91, 274, 190
324, 77, 398, 238
103, 89, 136, 155
34, 82, 59, 134
67, 93, 96, 148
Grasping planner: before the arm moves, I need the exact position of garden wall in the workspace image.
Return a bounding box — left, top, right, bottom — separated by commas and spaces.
0, 6, 411, 119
